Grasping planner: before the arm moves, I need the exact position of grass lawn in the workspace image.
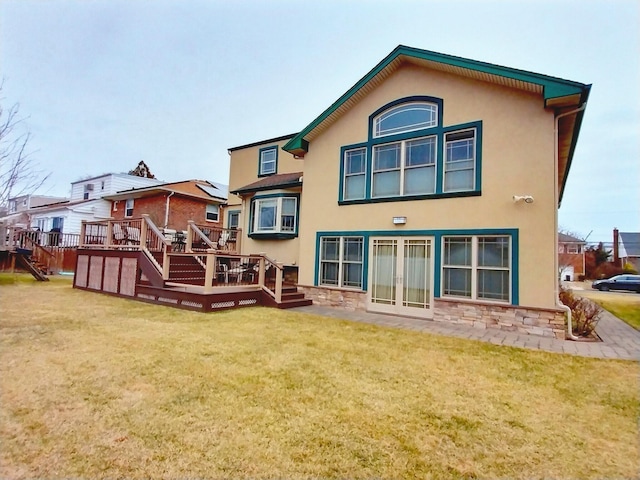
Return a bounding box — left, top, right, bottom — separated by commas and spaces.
576, 288, 640, 330
1, 274, 639, 479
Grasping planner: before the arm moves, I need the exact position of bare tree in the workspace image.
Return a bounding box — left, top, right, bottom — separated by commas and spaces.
0, 83, 50, 208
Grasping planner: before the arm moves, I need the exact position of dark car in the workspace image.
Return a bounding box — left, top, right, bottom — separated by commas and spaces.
592, 274, 640, 293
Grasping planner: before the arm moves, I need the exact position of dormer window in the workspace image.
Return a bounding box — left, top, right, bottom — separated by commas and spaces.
373, 102, 438, 138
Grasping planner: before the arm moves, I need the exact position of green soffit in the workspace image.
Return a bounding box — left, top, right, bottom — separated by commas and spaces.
283, 45, 590, 154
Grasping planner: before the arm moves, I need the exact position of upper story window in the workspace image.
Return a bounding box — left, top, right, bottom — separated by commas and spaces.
338, 96, 481, 204
125, 199, 134, 217
250, 195, 298, 238
372, 136, 436, 198
343, 148, 367, 200
8, 201, 16, 213
444, 130, 476, 192
373, 102, 438, 138
206, 204, 219, 222
258, 146, 278, 176
83, 183, 94, 200
228, 211, 240, 229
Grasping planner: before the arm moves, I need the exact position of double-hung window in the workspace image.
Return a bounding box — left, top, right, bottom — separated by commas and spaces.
319, 236, 364, 289
343, 148, 366, 200
444, 130, 476, 192
372, 136, 436, 198
206, 204, 219, 222
251, 196, 298, 235
259, 147, 277, 176
442, 236, 510, 302
125, 199, 134, 217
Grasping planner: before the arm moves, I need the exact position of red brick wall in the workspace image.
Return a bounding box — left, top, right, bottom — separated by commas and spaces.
110, 194, 222, 230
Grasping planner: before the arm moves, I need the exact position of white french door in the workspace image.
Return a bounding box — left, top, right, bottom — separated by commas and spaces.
368, 237, 434, 318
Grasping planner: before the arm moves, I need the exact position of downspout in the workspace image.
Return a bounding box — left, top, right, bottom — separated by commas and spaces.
554, 103, 586, 341
164, 192, 174, 229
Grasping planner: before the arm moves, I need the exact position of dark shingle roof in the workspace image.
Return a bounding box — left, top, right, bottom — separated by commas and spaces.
231, 172, 303, 195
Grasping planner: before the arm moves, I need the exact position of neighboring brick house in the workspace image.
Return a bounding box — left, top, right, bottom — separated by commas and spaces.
558, 232, 586, 281
103, 180, 228, 231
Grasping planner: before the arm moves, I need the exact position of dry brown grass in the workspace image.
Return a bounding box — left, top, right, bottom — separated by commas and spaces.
576, 288, 640, 329
1, 274, 639, 479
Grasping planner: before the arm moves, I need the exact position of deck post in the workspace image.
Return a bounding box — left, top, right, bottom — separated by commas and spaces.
140, 214, 149, 250
162, 248, 170, 280
275, 262, 283, 303
204, 248, 216, 294
106, 220, 113, 249
258, 256, 265, 287
79, 221, 87, 248
186, 221, 194, 253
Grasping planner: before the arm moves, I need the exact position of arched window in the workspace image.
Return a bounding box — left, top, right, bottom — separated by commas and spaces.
373, 102, 438, 138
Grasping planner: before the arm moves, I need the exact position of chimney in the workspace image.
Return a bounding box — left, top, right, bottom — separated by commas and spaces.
613, 228, 620, 267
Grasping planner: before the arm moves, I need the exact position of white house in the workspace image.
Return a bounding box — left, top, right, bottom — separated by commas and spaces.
29, 173, 162, 235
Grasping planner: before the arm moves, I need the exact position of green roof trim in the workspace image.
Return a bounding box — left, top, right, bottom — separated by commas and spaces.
283, 45, 590, 155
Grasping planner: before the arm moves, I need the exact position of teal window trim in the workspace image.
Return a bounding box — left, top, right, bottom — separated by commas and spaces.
258, 146, 278, 177
227, 209, 241, 229
248, 193, 300, 239
314, 228, 519, 305
338, 114, 482, 203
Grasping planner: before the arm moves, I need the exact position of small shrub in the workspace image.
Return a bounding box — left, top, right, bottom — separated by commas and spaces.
577, 275, 586, 282
622, 262, 638, 274
559, 286, 602, 337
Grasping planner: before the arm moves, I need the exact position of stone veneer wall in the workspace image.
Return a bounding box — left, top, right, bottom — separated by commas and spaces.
299, 286, 566, 339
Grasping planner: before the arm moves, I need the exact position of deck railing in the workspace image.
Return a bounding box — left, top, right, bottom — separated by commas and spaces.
187, 221, 241, 253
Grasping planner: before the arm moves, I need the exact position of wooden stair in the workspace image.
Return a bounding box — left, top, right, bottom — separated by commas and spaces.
263, 283, 313, 309
14, 248, 49, 281
167, 255, 206, 285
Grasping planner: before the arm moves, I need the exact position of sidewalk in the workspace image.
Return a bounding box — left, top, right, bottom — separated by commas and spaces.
291, 304, 640, 361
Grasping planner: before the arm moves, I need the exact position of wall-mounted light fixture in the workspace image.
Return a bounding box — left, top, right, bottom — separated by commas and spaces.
393, 216, 407, 225
513, 195, 534, 204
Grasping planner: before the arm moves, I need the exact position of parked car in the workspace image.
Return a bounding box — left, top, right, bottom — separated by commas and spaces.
592, 274, 640, 293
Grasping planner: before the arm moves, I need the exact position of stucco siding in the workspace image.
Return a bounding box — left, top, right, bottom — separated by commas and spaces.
297, 64, 558, 309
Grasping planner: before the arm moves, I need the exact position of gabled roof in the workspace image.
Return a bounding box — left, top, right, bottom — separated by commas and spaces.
282, 45, 590, 203
231, 172, 303, 195
620, 232, 640, 257
103, 180, 228, 202
558, 232, 585, 244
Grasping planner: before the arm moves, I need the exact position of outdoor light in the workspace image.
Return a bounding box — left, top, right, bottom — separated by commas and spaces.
513, 195, 535, 204
393, 216, 407, 225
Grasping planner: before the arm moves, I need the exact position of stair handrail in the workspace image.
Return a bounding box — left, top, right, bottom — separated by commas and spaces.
191, 223, 241, 253
186, 221, 216, 253
259, 254, 284, 303
141, 215, 171, 279
16, 231, 55, 276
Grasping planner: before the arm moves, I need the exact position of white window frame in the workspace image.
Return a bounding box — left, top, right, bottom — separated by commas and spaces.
373, 102, 438, 138
205, 204, 219, 222
567, 244, 580, 254
343, 147, 367, 200
252, 197, 297, 234
125, 199, 134, 218
259, 148, 277, 176
228, 211, 240, 229
444, 129, 476, 193
319, 236, 364, 289
372, 135, 437, 198
442, 235, 511, 303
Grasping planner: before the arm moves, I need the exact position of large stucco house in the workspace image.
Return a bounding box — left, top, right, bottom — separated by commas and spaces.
224, 46, 590, 338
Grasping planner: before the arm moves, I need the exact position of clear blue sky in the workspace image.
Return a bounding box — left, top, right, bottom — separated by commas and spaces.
1, 0, 638, 244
